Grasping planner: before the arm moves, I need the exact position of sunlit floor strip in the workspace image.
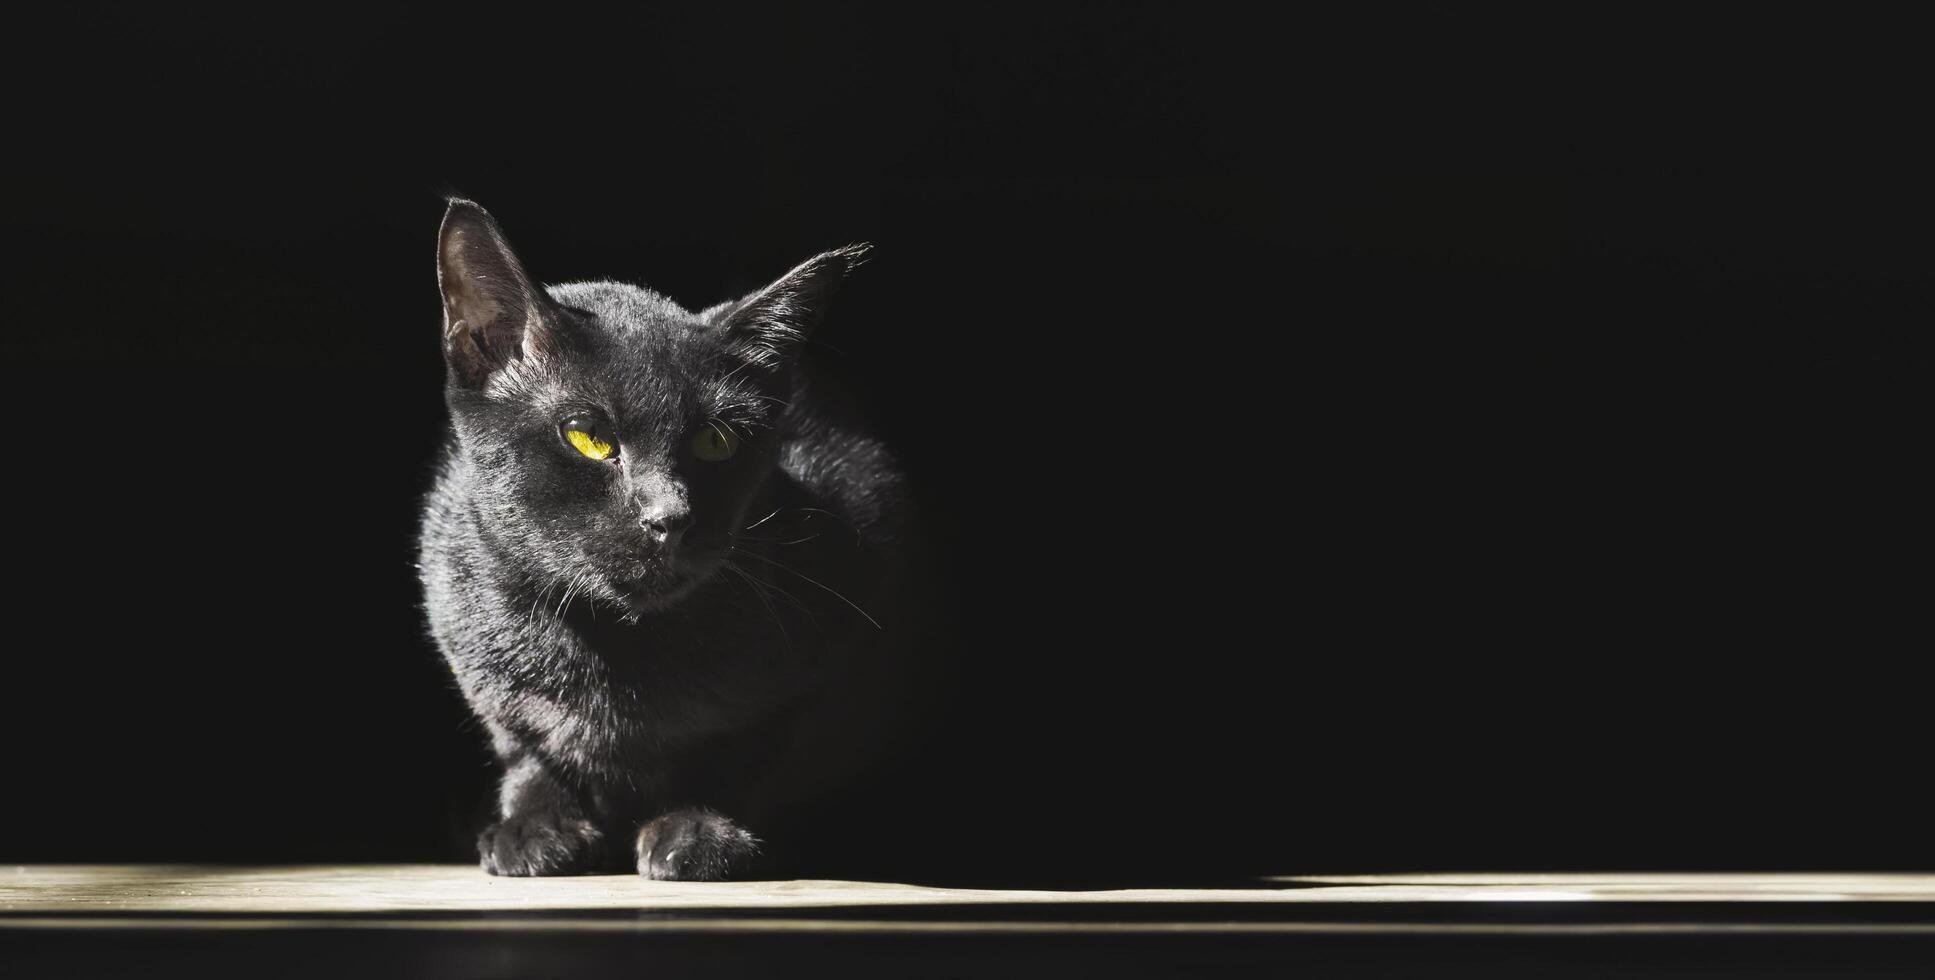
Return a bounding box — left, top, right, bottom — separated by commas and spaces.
4, 916, 1935, 935
9, 867, 1935, 915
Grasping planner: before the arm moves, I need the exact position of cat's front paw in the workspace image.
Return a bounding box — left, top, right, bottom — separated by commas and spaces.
635, 808, 760, 881
479, 814, 607, 876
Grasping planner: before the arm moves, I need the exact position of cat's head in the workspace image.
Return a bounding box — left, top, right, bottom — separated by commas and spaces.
435, 199, 866, 615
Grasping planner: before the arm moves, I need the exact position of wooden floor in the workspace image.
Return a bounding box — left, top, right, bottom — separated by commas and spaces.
5, 867, 1934, 977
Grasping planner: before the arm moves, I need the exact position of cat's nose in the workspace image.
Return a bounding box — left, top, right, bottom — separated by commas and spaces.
639, 505, 690, 548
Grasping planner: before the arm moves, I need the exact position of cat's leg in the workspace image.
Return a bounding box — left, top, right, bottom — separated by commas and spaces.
478, 754, 613, 876
635, 807, 761, 881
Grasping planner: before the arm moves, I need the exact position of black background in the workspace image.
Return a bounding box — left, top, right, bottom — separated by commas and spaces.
4, 7, 1925, 881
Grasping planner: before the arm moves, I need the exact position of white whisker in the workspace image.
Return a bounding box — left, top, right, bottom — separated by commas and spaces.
729, 547, 881, 629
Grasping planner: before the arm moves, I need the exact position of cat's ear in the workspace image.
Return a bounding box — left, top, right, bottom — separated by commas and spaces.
436, 199, 557, 388
705, 244, 870, 369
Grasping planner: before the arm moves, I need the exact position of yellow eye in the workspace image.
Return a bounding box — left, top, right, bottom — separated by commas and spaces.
561, 417, 615, 461
692, 424, 740, 462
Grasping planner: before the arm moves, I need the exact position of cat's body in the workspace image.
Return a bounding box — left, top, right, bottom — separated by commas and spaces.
417, 201, 916, 879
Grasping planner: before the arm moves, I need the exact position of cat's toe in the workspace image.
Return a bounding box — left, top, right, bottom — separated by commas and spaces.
636, 808, 760, 881
479, 815, 607, 876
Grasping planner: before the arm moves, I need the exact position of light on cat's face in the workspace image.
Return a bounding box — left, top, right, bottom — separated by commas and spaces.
543, 405, 769, 614
557, 414, 741, 465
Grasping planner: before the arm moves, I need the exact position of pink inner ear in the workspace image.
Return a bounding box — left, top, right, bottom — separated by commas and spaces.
438, 207, 557, 383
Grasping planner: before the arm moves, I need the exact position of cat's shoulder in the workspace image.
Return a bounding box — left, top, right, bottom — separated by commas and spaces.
781, 366, 911, 544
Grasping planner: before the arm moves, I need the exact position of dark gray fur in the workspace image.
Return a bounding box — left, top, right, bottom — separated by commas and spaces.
417, 200, 913, 878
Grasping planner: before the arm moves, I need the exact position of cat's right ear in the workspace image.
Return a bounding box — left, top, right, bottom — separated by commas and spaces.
436, 199, 555, 388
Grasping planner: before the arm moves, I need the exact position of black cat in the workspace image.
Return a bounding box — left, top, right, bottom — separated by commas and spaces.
418, 200, 918, 879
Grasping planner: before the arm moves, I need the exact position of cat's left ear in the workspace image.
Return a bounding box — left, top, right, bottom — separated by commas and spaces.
705, 244, 871, 369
